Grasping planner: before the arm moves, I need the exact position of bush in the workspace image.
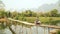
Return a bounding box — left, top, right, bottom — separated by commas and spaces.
57, 30, 60, 34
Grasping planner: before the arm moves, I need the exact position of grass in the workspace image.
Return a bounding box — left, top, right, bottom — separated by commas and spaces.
17, 17, 60, 23
13, 17, 60, 25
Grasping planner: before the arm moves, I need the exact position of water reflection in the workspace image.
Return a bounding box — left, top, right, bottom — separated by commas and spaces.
0, 25, 54, 34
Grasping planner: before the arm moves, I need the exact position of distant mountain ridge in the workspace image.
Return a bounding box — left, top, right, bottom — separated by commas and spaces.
30, 0, 60, 13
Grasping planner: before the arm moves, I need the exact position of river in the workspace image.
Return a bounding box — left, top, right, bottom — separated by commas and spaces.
0, 25, 55, 34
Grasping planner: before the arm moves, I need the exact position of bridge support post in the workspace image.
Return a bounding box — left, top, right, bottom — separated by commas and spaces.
44, 27, 46, 34
48, 27, 50, 34
22, 24, 23, 34
36, 25, 38, 34
30, 27, 32, 34
26, 25, 28, 34
19, 26, 21, 34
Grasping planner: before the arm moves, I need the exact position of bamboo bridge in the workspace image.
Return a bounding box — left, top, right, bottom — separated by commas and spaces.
0, 18, 60, 34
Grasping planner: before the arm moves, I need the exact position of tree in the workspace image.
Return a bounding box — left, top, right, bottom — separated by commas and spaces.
24, 10, 32, 17
50, 9, 58, 17
32, 12, 37, 17
11, 11, 18, 18
21, 10, 36, 17
6, 11, 11, 17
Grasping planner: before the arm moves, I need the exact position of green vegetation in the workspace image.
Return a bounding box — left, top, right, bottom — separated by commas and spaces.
16, 17, 60, 25
0, 9, 60, 25
57, 30, 60, 34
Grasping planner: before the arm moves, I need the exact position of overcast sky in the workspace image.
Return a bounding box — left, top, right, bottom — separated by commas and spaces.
1, 0, 59, 10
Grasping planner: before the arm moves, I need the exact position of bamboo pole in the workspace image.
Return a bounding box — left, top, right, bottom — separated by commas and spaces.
26, 25, 27, 34
48, 28, 50, 34
44, 27, 46, 34
22, 24, 23, 34
36, 25, 38, 34
19, 26, 21, 34
9, 26, 16, 34
30, 27, 32, 34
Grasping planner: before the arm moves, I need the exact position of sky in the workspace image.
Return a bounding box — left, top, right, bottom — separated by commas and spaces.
1, 0, 59, 10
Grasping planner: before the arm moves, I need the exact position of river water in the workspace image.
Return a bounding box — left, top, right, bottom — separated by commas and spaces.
0, 25, 54, 34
